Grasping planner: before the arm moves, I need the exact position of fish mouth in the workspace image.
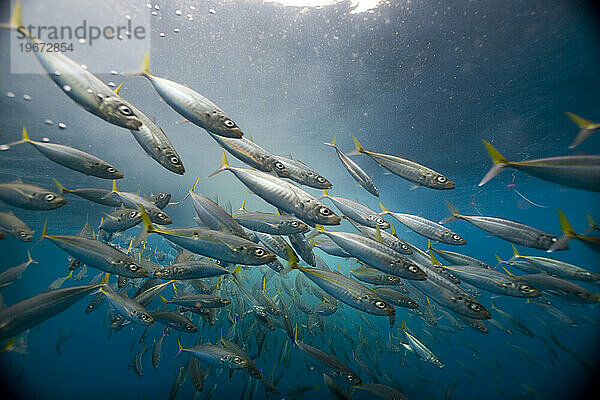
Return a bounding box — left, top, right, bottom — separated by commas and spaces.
113, 172, 125, 179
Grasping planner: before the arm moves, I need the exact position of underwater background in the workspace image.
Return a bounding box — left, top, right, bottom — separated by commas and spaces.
0, 0, 599, 399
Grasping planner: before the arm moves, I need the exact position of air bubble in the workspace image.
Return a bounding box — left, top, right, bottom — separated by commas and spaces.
108, 82, 115, 87
79, 38, 86, 44
125, 14, 131, 20
154, 4, 160, 10
110, 70, 118, 75
44, 119, 53, 125
151, 11, 158, 16
159, 32, 165, 37
42, 137, 50, 142
0, 145, 10, 151
175, 10, 182, 16
6, 91, 15, 98
209, 8, 216, 14
174, 28, 180, 33
58, 122, 67, 129
23, 94, 31, 101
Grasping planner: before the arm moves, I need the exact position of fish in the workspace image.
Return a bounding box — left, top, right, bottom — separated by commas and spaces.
0, 282, 105, 340
294, 327, 362, 385
315, 227, 426, 280
140, 207, 275, 265
380, 202, 465, 245
0, 252, 36, 288
109, 181, 172, 225
152, 329, 167, 369
154, 261, 231, 280
427, 240, 492, 269
565, 112, 600, 149
322, 191, 389, 229
130, 345, 147, 376
41, 223, 147, 278
324, 136, 379, 196
288, 232, 316, 267
125, 52, 243, 138
52, 179, 121, 207
273, 155, 332, 188
168, 365, 187, 400
163, 294, 231, 309
350, 266, 407, 287
177, 338, 249, 369
0, 211, 33, 241
309, 235, 352, 258
188, 357, 205, 392
372, 287, 419, 309
234, 197, 310, 235
489, 298, 533, 337
98, 209, 141, 233
0, 180, 65, 210
440, 265, 541, 298
99, 285, 154, 325
5, 4, 142, 130
479, 139, 600, 192
151, 311, 197, 333
509, 245, 600, 283
548, 210, 600, 253
514, 272, 599, 304
149, 192, 171, 210
6, 127, 123, 179
400, 321, 444, 368
207, 133, 289, 177
344, 219, 412, 255
355, 383, 408, 400
288, 254, 396, 318
350, 136, 454, 190
210, 152, 340, 226
443, 201, 558, 250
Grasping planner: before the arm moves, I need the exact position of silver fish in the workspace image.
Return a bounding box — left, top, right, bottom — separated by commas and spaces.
209, 152, 340, 226
479, 140, 600, 192
273, 155, 332, 188
324, 136, 378, 196
52, 179, 121, 207
350, 136, 454, 190
125, 52, 243, 138
0, 211, 33, 241
322, 191, 389, 229
0, 181, 65, 210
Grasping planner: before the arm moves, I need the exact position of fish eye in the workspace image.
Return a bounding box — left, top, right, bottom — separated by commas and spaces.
520, 285, 533, 292
375, 301, 386, 309
224, 119, 235, 128
44, 193, 55, 202
170, 156, 180, 165
408, 265, 419, 273
436, 176, 447, 183
387, 276, 395, 281
470, 303, 481, 311
274, 162, 284, 170
319, 207, 332, 216
159, 193, 166, 198
19, 231, 27, 237
140, 314, 147, 320
106, 167, 116, 173
233, 356, 242, 363
317, 176, 326, 183
291, 221, 299, 227
186, 324, 194, 330
377, 218, 385, 224
254, 248, 265, 257
118, 105, 133, 116
551, 237, 557, 242
452, 234, 461, 240
346, 374, 354, 381
401, 244, 409, 250
157, 213, 166, 220
128, 263, 138, 271
130, 211, 138, 218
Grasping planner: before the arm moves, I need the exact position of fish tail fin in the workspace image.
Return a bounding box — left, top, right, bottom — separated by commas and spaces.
236, 196, 248, 214
478, 140, 508, 186
511, 245, 520, 257
100, 273, 110, 285
323, 135, 336, 147
321, 189, 329, 198
180, 174, 202, 203
159, 295, 169, 304
427, 239, 434, 252
208, 152, 231, 178
113, 82, 124, 95
293, 323, 299, 345
440, 201, 461, 224
389, 220, 398, 237
565, 112, 599, 148
347, 136, 366, 156
26, 251, 37, 265
52, 178, 70, 194
21, 126, 32, 143
548, 209, 576, 253
112, 179, 118, 193
176, 336, 184, 357
495, 254, 507, 264
139, 206, 155, 234
122, 51, 150, 77
401, 320, 407, 332
378, 201, 390, 215
428, 251, 441, 266
586, 214, 597, 231
490, 297, 498, 310
502, 267, 517, 278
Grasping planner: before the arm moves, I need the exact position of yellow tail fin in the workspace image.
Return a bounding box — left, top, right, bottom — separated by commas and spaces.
511, 245, 520, 257
208, 152, 231, 178
478, 140, 509, 186
557, 209, 576, 236
141, 52, 150, 75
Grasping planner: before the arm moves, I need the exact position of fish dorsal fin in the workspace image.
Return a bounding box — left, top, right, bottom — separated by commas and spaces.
511, 245, 521, 257
113, 82, 124, 95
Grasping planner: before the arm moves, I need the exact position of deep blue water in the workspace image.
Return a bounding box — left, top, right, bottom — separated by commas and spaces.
0, 0, 599, 399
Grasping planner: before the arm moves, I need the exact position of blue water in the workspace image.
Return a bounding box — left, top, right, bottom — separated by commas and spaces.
1, 0, 599, 399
